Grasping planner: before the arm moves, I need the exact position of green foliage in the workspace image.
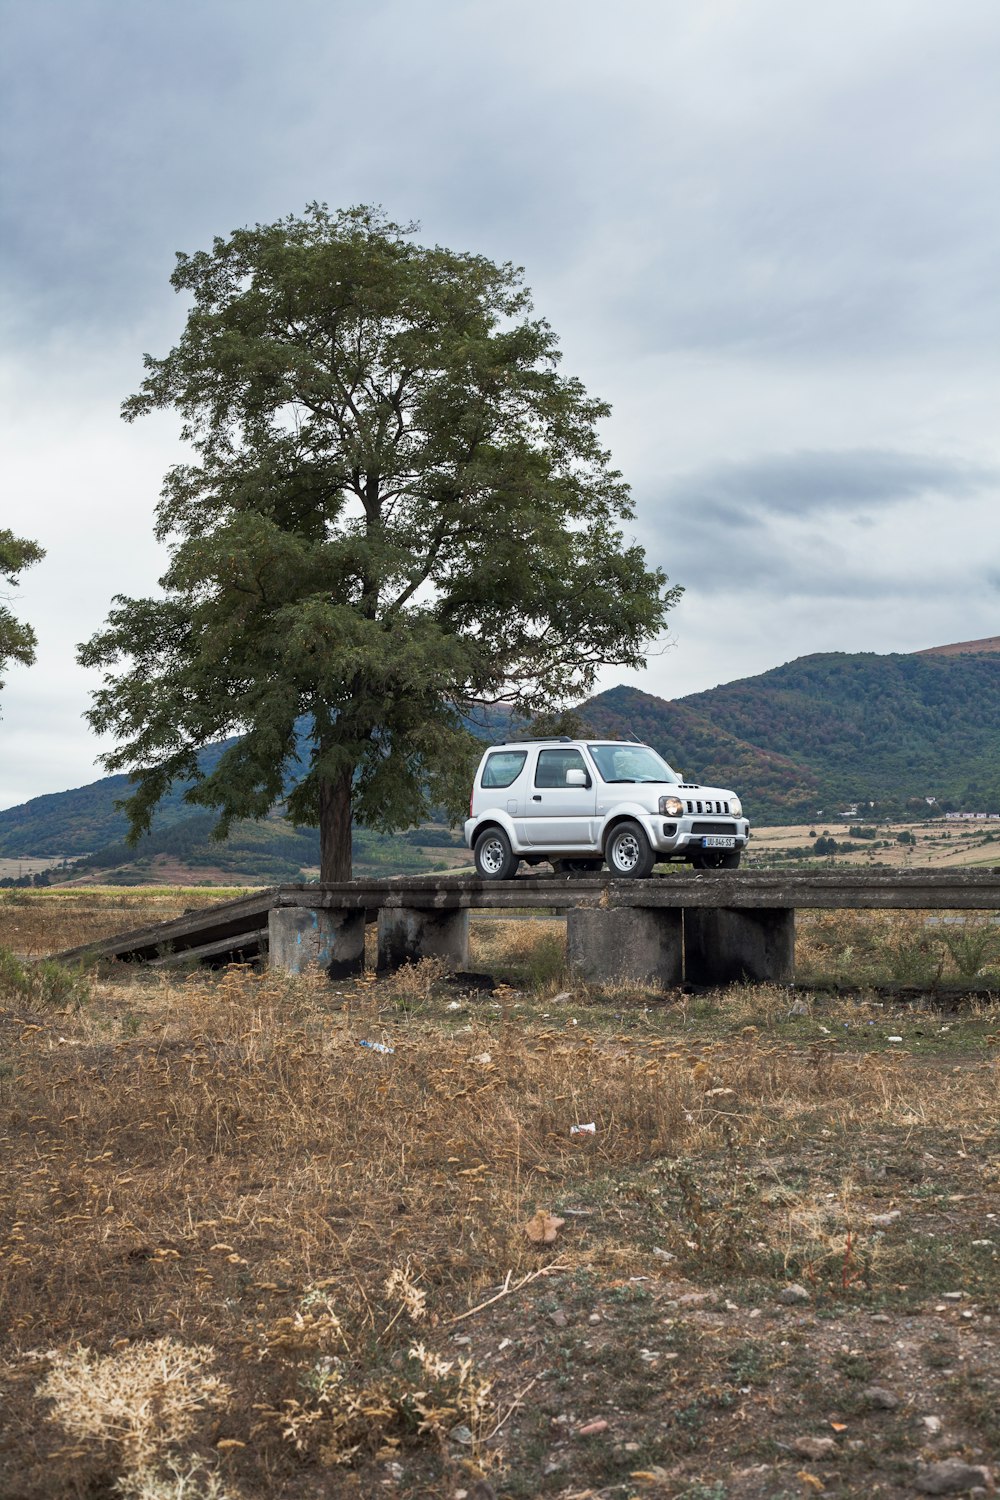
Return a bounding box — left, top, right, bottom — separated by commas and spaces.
79, 204, 676, 877
0, 946, 88, 1009
0, 528, 44, 705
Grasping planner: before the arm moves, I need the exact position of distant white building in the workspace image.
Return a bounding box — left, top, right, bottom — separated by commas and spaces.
944, 811, 1000, 821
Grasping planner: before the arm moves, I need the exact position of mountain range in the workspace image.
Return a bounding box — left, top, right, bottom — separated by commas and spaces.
1, 636, 998, 880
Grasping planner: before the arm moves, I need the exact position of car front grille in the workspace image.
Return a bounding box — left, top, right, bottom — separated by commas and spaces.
684, 799, 733, 815
690, 820, 739, 835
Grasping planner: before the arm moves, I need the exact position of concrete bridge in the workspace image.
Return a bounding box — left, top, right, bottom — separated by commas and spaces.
52, 868, 1000, 988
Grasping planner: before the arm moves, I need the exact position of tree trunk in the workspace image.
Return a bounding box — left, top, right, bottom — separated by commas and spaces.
319, 768, 354, 882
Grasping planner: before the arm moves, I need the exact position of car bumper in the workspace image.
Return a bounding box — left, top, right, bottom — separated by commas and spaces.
644, 815, 750, 856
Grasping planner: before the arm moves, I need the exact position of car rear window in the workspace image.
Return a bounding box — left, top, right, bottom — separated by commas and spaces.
481, 751, 528, 789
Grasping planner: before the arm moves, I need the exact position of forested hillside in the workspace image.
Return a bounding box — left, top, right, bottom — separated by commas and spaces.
680, 651, 1000, 817
0, 739, 239, 858
582, 687, 821, 823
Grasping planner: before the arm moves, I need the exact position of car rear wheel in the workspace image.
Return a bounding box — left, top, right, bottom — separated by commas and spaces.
474, 828, 520, 880
605, 821, 656, 879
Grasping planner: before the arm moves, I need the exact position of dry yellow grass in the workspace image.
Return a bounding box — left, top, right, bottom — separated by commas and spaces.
751, 819, 1000, 869
0, 887, 249, 959
1, 894, 998, 1498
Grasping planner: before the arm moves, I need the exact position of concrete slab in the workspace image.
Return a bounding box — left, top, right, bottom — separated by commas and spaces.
566, 906, 683, 988
268, 906, 365, 979
377, 907, 470, 972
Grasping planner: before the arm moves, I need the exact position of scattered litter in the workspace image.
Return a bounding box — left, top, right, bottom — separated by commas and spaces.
570, 1122, 596, 1136
358, 1039, 394, 1054
577, 1418, 608, 1437
887, 1035, 903, 1043
446, 1001, 463, 1012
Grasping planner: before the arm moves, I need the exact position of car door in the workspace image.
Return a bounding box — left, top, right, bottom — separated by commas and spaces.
522, 747, 598, 847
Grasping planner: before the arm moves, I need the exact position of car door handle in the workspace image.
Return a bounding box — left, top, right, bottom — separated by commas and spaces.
532, 794, 542, 801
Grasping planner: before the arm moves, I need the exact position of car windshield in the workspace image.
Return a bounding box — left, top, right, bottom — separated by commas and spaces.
587, 744, 679, 784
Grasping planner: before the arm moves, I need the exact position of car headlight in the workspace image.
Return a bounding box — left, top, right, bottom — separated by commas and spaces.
729, 796, 742, 819
659, 795, 684, 816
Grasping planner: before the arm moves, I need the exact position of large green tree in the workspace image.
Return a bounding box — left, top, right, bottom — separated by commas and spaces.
0, 529, 45, 708
80, 205, 679, 880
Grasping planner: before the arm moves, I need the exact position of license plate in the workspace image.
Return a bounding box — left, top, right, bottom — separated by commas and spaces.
702, 835, 736, 849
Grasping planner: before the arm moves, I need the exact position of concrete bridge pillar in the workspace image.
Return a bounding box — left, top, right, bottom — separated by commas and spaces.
268, 906, 366, 979
566, 906, 683, 989
377, 907, 470, 972
684, 906, 795, 986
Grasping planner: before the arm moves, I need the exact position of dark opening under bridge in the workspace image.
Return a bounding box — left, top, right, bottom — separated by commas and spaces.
52, 868, 1000, 988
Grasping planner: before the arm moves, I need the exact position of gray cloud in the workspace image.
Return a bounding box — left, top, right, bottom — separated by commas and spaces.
2, 0, 1000, 804
657, 450, 999, 529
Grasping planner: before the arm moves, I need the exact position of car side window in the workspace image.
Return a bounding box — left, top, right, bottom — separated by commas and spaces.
534, 748, 591, 788
481, 751, 528, 789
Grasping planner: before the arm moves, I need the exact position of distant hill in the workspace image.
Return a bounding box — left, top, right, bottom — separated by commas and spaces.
916, 635, 1000, 657
0, 733, 463, 881
581, 686, 821, 823
679, 650, 1000, 818
575, 648, 1000, 823
2, 640, 999, 875
0, 737, 240, 860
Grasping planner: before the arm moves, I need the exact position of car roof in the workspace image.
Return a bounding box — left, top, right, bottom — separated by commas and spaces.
486, 738, 650, 749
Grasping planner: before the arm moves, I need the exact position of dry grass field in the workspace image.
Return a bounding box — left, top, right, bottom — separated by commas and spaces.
749, 821, 1000, 870
0, 892, 998, 1500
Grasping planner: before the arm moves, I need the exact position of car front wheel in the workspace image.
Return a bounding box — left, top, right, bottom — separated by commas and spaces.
605, 821, 656, 879
474, 828, 520, 880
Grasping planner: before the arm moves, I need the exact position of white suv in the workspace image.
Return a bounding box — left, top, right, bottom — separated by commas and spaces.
465, 738, 749, 880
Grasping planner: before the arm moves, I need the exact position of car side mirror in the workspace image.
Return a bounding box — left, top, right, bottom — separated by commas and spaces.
565, 768, 587, 787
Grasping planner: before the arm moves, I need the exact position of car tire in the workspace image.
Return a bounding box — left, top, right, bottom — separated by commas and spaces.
474, 827, 520, 880
692, 849, 741, 870
604, 821, 656, 879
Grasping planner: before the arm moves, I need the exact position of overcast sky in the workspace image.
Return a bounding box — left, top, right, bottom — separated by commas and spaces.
2, 0, 999, 809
